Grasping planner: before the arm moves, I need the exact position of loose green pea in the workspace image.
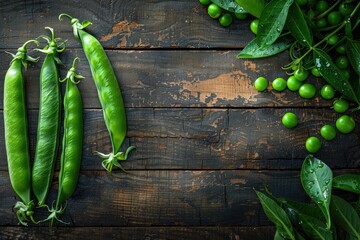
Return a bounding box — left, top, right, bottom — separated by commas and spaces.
320, 125, 336, 141
272, 77, 287, 92
287, 76, 302, 91
299, 83, 316, 99
333, 99, 349, 113
254, 77, 268, 92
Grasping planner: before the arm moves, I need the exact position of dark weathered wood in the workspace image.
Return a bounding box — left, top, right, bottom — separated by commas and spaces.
0, 50, 334, 109
1, 1, 359, 238
0, 0, 253, 49
0, 169, 314, 226
1, 169, 358, 227
0, 108, 359, 171
0, 226, 276, 240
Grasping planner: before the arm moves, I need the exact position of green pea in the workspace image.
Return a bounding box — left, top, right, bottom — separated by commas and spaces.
272, 77, 287, 92
287, 76, 302, 91
254, 77, 268, 92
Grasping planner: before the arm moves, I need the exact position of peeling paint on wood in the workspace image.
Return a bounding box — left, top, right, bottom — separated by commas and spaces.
100, 19, 144, 47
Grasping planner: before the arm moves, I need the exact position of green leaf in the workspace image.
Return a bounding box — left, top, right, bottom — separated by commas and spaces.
237, 35, 293, 59
346, 39, 360, 75
295, 232, 306, 240
331, 195, 360, 239
354, 197, 360, 216
333, 174, 360, 194
256, 0, 294, 48
234, 0, 265, 18
275, 230, 306, 240
281, 198, 332, 240
274, 231, 286, 240
300, 155, 333, 229
298, 214, 333, 240
255, 190, 296, 240
285, 2, 313, 47
313, 48, 360, 105
211, 0, 246, 13
281, 198, 324, 221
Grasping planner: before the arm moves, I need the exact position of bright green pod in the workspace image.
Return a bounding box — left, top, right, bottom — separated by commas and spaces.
59, 14, 135, 173
32, 27, 64, 206
57, 58, 83, 206
43, 58, 84, 226
3, 40, 39, 225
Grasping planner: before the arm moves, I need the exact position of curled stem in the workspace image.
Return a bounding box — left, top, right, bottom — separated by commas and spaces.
7, 39, 39, 68
14, 200, 38, 226
96, 146, 136, 173
59, 13, 92, 41
35, 27, 66, 59
39, 201, 69, 229
60, 57, 84, 84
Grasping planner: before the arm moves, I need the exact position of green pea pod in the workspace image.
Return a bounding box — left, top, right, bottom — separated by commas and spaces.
235, 0, 265, 18
32, 27, 64, 206
42, 57, 84, 227
59, 13, 135, 173
3, 40, 39, 225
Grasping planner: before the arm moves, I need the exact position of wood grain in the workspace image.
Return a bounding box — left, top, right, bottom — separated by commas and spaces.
0, 108, 359, 171
0, 226, 275, 240
0, 169, 312, 226
1, 169, 358, 227
0, 50, 334, 109
0, 0, 252, 49
1, 0, 359, 238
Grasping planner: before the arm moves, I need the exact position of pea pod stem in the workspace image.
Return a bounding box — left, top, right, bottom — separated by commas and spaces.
59, 13, 135, 173
60, 57, 84, 84
96, 146, 136, 173
15, 201, 39, 226
38, 201, 69, 229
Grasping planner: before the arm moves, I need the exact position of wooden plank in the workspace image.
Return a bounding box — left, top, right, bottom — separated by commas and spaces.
1, 169, 358, 227
0, 169, 313, 226
0, 50, 334, 109
0, 0, 253, 49
0, 226, 276, 240
0, 108, 359, 171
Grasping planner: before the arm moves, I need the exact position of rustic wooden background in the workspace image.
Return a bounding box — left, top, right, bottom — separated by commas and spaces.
0, 0, 359, 239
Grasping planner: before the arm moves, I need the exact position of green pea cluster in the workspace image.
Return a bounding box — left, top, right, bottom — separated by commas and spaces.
253, 67, 356, 154
199, 0, 248, 27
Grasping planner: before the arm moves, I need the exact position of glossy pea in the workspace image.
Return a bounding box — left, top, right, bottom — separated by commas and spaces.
59, 14, 135, 173
3, 40, 39, 225
32, 27, 64, 206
